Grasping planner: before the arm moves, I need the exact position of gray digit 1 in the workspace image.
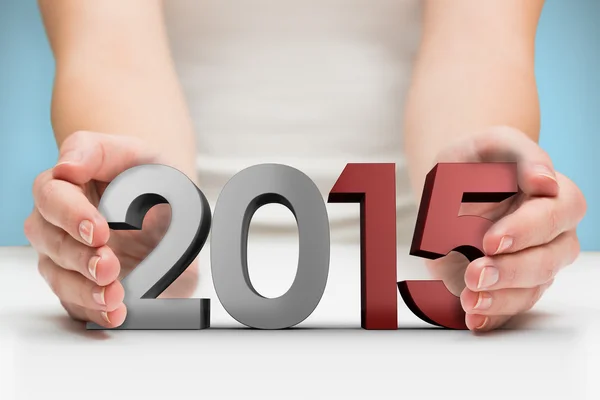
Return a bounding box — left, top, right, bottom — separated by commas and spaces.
86, 164, 211, 330
211, 164, 330, 329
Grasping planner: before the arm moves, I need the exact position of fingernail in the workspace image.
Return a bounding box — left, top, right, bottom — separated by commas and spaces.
473, 292, 493, 310
494, 236, 513, 255
88, 256, 100, 281
56, 150, 83, 166
533, 164, 557, 182
79, 220, 94, 245
101, 311, 111, 324
476, 316, 489, 330
477, 266, 500, 289
92, 287, 106, 306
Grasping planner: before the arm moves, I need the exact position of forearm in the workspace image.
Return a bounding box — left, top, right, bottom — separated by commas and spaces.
50, 61, 198, 182
403, 0, 543, 200
40, 0, 198, 182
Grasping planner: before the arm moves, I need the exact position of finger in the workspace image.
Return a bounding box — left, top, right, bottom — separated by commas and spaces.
38, 256, 124, 311
424, 251, 470, 296
461, 280, 554, 317
52, 131, 159, 185
62, 301, 127, 328
467, 231, 578, 291
465, 314, 511, 332
31, 173, 110, 247
25, 211, 120, 286
160, 260, 200, 299
483, 174, 587, 255
436, 126, 558, 197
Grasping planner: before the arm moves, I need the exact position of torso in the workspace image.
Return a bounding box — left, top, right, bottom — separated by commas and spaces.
163, 0, 422, 243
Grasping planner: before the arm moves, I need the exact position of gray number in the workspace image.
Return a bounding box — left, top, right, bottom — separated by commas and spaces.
87, 164, 211, 330
211, 164, 330, 329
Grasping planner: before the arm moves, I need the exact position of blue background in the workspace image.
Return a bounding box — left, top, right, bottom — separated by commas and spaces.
1, 0, 598, 249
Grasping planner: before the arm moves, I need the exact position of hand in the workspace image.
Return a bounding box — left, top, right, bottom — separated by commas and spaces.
426, 126, 587, 332
24, 131, 200, 328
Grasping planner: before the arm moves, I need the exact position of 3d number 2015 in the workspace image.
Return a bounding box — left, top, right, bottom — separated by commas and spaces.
86, 163, 518, 331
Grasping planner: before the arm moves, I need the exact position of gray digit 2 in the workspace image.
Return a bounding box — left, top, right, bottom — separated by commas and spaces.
86, 164, 211, 330
211, 164, 330, 329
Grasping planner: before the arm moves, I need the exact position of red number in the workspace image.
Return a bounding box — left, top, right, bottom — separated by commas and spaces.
400, 163, 518, 329
328, 164, 398, 330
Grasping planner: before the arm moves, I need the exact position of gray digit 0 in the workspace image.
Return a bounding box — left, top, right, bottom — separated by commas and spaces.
211, 164, 330, 329
86, 164, 211, 330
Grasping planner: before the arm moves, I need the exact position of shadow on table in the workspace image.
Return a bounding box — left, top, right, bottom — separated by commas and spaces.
0, 307, 585, 344
45, 313, 111, 340
0, 311, 111, 341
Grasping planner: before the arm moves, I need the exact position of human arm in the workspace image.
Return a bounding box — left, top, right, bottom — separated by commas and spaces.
24, 0, 199, 327
38, 0, 197, 178
403, 0, 586, 331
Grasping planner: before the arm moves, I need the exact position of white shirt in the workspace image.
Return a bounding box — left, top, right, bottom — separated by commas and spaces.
163, 0, 422, 244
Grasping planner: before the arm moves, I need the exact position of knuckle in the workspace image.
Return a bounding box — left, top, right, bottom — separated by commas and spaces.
67, 130, 91, 146
565, 233, 581, 266
493, 292, 510, 314
39, 263, 58, 295
61, 302, 79, 321
539, 266, 556, 284
77, 282, 88, 307
53, 229, 70, 260
538, 246, 558, 281
527, 286, 544, 311
32, 171, 48, 194
572, 184, 588, 222
32, 172, 51, 204
37, 179, 58, 211
543, 200, 560, 239
23, 215, 35, 240
503, 262, 518, 287
37, 261, 47, 282
570, 236, 581, 262
518, 224, 537, 249
61, 301, 86, 322
51, 275, 65, 298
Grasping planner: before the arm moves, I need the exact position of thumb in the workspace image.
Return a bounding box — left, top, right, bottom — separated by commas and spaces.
52, 131, 159, 185
470, 126, 559, 197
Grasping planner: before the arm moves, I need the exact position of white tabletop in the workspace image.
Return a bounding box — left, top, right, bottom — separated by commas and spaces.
0, 241, 599, 400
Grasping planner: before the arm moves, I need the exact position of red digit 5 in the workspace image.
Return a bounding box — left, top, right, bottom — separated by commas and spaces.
399, 163, 518, 329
